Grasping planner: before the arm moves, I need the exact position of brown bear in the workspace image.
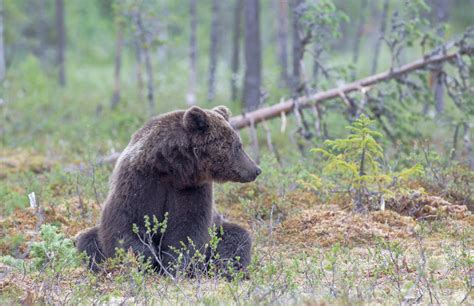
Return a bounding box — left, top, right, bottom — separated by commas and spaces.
76, 105, 261, 276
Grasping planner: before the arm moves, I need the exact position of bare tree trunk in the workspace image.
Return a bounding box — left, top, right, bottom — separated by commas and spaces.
275, 0, 289, 88
135, 12, 155, 111
243, 0, 261, 111
371, 0, 389, 75
156, 3, 169, 64
354, 146, 367, 213
431, 0, 451, 115
290, 0, 303, 95
451, 122, 460, 160
351, 0, 368, 80
231, 0, 243, 102
135, 38, 144, 102
143, 49, 155, 112
37, 0, 48, 61
433, 69, 444, 114
187, 0, 198, 106
55, 0, 66, 87
0, 0, 5, 82
463, 123, 473, 170
312, 44, 323, 82
208, 0, 220, 102
110, 20, 124, 109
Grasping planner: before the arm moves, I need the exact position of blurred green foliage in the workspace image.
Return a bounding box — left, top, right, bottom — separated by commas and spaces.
1, 0, 472, 153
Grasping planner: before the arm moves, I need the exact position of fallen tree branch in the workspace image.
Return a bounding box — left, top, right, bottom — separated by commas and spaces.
94, 44, 472, 167
230, 47, 472, 130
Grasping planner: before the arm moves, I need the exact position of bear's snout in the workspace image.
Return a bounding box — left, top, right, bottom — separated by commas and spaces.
232, 149, 262, 183
238, 165, 261, 182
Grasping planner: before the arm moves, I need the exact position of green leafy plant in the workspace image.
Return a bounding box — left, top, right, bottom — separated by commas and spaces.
1, 224, 80, 276
132, 214, 233, 280
30, 224, 80, 272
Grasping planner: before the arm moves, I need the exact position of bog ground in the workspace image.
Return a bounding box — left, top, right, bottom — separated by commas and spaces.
0, 148, 473, 304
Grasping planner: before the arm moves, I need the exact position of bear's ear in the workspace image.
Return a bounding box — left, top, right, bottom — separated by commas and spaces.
212, 105, 231, 121
183, 106, 210, 132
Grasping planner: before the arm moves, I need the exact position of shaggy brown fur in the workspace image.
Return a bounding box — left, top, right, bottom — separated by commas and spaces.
76, 106, 260, 276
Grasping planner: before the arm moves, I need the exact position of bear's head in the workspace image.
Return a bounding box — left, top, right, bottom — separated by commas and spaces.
183, 105, 261, 183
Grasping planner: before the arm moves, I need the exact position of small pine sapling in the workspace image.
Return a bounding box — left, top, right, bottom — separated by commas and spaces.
312, 115, 423, 213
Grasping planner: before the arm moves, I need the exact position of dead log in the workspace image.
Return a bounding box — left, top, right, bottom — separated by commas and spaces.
230, 48, 471, 130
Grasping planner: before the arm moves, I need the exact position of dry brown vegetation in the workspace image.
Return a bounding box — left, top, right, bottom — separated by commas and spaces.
0, 150, 473, 305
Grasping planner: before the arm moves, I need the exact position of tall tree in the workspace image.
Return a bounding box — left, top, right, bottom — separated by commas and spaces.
371, 0, 390, 74
0, 0, 5, 82
110, 12, 124, 109
230, 0, 243, 102
290, 0, 303, 95
37, 0, 48, 61
156, 3, 169, 64
135, 11, 155, 111
207, 0, 220, 102
351, 0, 368, 80
134, 38, 144, 102
55, 0, 66, 87
243, 0, 261, 111
275, 0, 289, 88
431, 0, 451, 115
187, 0, 198, 105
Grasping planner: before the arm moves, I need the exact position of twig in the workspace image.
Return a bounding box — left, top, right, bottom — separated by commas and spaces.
248, 118, 260, 164
280, 109, 287, 133
462, 122, 474, 170
261, 119, 281, 165
450, 123, 461, 160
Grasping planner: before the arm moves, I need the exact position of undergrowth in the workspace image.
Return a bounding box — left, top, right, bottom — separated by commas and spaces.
1, 116, 472, 304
